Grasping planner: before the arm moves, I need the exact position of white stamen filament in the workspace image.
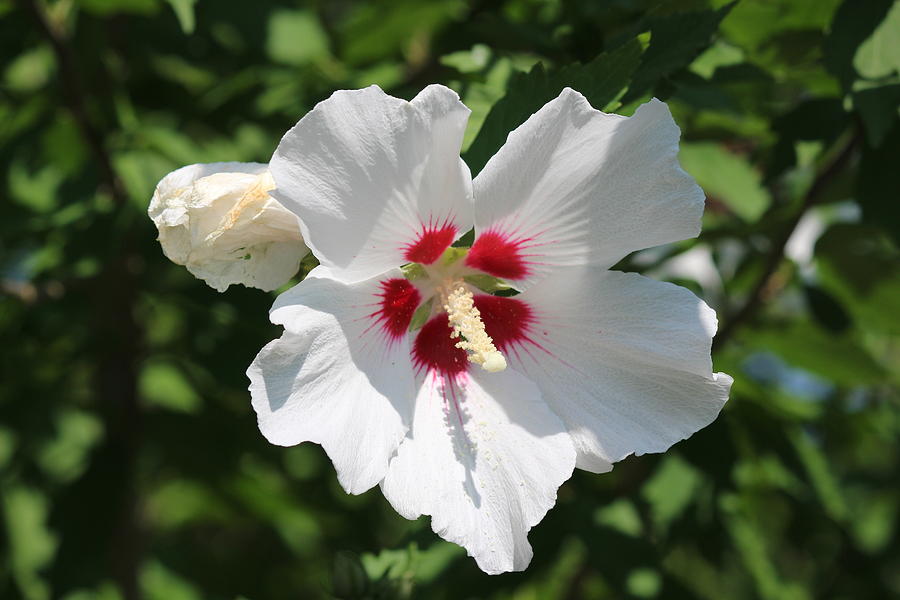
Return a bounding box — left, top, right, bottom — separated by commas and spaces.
442, 282, 507, 373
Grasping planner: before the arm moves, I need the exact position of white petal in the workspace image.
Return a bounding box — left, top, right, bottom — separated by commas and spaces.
248, 268, 418, 494
511, 267, 732, 468
469, 89, 703, 289
270, 85, 473, 283
149, 162, 307, 292
381, 368, 576, 574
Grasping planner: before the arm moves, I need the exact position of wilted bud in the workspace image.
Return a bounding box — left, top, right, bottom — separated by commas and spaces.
149, 162, 308, 292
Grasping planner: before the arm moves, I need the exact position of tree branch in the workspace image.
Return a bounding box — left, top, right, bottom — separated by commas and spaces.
713, 131, 860, 351
18, 0, 126, 203
19, 2, 143, 599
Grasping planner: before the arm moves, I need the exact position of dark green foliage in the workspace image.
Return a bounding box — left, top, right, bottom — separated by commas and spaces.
858, 124, 900, 245
620, 2, 736, 103
1, 0, 899, 599
463, 38, 642, 175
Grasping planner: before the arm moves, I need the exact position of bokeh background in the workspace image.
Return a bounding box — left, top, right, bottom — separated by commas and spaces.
2, 0, 899, 598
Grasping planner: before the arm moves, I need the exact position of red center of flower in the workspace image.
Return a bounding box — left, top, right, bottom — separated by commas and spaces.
403, 221, 457, 264
464, 229, 532, 280
378, 226, 544, 374
374, 278, 421, 341
474, 295, 535, 352
412, 314, 468, 375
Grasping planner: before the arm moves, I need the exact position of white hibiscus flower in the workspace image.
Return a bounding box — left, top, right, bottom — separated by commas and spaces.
248, 84, 732, 574
149, 162, 308, 292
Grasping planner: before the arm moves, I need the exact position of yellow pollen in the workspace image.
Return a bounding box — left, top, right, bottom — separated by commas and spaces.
442, 282, 507, 373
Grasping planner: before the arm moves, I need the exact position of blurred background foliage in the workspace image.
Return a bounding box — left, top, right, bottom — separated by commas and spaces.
1, 0, 899, 598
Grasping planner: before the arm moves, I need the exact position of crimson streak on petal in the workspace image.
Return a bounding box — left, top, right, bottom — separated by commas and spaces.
475, 295, 536, 352
412, 314, 469, 376
403, 221, 457, 264
372, 278, 421, 341
465, 230, 531, 280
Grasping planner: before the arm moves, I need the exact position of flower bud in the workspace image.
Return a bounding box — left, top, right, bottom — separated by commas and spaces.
149, 162, 307, 292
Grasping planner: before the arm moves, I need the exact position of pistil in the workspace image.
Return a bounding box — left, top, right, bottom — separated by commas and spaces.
441, 281, 507, 373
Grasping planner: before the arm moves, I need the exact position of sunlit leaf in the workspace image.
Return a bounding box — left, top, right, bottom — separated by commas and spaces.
142, 561, 202, 600
37, 410, 104, 483
740, 321, 887, 386
824, 0, 894, 89
266, 9, 329, 66
854, 0, 900, 79
164, 0, 196, 34
2, 487, 58, 600
788, 428, 848, 523
138, 361, 202, 413
642, 455, 701, 532
679, 141, 769, 222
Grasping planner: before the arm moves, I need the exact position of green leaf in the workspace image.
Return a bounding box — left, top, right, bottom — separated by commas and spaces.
788, 428, 848, 522
138, 361, 202, 413
824, 0, 894, 89
77, 0, 160, 16
408, 298, 433, 332
113, 149, 173, 208
622, 3, 735, 104
165, 0, 196, 34
0, 427, 15, 470
400, 262, 427, 281
853, 83, 900, 147
4, 45, 54, 92
803, 284, 852, 333
41, 114, 88, 175
339, 0, 465, 66
37, 410, 104, 483
3, 486, 58, 600
146, 479, 231, 529
741, 321, 887, 386
679, 141, 769, 222
8, 159, 64, 213
626, 568, 662, 598
360, 546, 413, 581
816, 223, 900, 334
440, 43, 491, 74
715, 0, 841, 94
463, 273, 512, 294
858, 123, 900, 245
689, 39, 744, 79
642, 454, 701, 532
720, 494, 801, 600
849, 490, 899, 553
332, 552, 370, 599
266, 9, 330, 66
150, 54, 215, 91
142, 560, 203, 600
854, 0, 900, 79
440, 246, 467, 266
593, 499, 643, 537
463, 38, 642, 175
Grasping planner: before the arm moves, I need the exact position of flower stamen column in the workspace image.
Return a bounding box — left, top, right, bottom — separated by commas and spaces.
441, 280, 507, 373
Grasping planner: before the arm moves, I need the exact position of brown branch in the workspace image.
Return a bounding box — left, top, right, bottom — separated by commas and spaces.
19, 2, 143, 599
712, 131, 860, 351
17, 0, 126, 203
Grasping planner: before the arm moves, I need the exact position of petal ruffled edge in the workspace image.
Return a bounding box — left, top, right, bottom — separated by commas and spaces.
249, 268, 418, 494
381, 367, 576, 574
470, 89, 703, 290
270, 85, 473, 284
500, 265, 731, 466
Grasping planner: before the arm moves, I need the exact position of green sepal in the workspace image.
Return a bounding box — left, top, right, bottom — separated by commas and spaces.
408, 298, 433, 332
441, 247, 468, 266
464, 274, 512, 294
400, 262, 427, 281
